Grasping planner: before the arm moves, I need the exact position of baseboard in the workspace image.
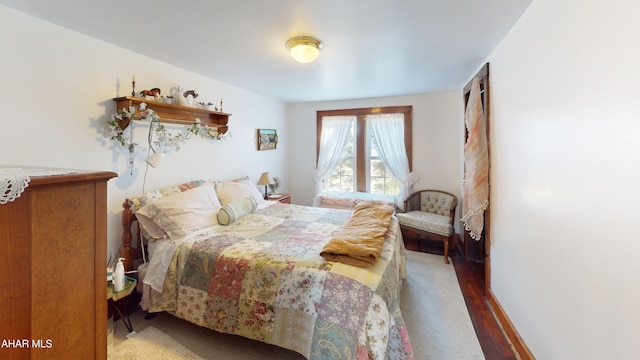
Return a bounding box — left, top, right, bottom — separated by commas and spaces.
487, 288, 536, 360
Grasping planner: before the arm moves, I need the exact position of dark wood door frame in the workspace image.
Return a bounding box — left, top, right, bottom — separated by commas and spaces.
461, 63, 491, 291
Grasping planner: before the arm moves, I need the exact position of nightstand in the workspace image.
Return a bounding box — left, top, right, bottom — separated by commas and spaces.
108, 276, 137, 333
268, 193, 291, 204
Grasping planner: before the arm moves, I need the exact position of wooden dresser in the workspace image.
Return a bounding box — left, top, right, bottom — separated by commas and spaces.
0, 167, 116, 359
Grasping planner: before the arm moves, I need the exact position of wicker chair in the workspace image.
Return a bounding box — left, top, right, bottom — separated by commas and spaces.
396, 190, 458, 264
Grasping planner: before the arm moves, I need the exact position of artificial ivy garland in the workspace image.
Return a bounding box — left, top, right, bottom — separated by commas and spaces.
107, 103, 227, 152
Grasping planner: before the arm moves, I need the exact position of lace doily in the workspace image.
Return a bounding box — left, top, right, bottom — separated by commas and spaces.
0, 168, 76, 204
1, 175, 30, 204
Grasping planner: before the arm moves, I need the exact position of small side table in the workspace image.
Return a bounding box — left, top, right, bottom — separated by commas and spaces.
268, 193, 291, 204
108, 276, 137, 333
277, 193, 291, 204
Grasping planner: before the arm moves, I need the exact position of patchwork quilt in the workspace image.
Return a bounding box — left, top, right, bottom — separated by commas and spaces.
147, 202, 413, 359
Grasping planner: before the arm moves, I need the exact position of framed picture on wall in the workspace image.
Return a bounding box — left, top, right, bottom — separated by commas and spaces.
257, 129, 278, 150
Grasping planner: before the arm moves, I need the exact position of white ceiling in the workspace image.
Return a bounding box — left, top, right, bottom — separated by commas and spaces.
0, 0, 531, 103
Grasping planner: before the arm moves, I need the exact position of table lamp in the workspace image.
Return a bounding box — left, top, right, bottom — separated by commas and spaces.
257, 172, 271, 200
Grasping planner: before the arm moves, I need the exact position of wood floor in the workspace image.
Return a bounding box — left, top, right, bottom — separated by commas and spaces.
403, 236, 518, 360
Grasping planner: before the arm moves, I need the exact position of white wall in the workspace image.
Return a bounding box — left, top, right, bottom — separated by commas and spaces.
488, 0, 640, 358
286, 92, 464, 229
0, 5, 288, 262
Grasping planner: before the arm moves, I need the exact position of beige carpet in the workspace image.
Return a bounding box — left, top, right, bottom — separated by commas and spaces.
402, 250, 485, 359
109, 326, 203, 360
111, 250, 484, 359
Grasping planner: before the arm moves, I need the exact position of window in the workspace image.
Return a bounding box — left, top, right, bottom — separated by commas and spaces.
326, 119, 355, 191
369, 134, 400, 194
316, 106, 412, 195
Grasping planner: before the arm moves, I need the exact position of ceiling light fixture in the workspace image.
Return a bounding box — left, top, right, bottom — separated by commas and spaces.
285, 36, 323, 64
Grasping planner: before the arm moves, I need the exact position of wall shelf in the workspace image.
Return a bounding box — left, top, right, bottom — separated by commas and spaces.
113, 96, 231, 134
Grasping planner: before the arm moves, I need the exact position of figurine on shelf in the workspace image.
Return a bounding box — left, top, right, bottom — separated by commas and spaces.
184, 90, 198, 101
177, 86, 198, 107
140, 88, 162, 100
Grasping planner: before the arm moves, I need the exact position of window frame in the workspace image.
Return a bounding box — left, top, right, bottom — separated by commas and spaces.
316, 106, 413, 192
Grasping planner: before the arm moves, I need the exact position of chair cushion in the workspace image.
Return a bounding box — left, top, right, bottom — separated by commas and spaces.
397, 211, 453, 236
420, 192, 455, 216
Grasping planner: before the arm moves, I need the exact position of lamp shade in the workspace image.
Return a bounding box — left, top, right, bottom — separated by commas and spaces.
257, 172, 271, 186
146, 151, 165, 168
285, 36, 323, 63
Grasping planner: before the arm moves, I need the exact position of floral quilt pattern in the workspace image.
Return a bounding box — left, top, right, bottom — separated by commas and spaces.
148, 203, 413, 359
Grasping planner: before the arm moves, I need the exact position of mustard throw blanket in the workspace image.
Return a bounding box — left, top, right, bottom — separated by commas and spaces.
320, 201, 395, 267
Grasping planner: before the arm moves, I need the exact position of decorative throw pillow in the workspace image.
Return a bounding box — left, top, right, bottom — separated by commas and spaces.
214, 179, 266, 206
136, 181, 222, 241
217, 197, 258, 225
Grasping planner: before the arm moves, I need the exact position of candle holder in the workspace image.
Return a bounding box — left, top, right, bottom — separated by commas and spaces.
131, 80, 136, 97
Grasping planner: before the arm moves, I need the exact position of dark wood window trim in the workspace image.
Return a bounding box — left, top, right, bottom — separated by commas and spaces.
316, 106, 412, 192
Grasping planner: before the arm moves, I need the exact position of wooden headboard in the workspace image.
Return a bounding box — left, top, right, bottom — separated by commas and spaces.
119, 199, 143, 271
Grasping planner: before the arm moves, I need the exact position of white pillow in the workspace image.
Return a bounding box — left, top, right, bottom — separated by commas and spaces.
136, 213, 167, 240
214, 179, 266, 206
136, 182, 222, 240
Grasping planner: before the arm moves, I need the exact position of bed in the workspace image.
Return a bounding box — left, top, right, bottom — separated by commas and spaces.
120, 179, 414, 360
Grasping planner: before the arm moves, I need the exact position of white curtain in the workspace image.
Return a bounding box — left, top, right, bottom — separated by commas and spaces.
368, 113, 419, 208
313, 116, 354, 194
